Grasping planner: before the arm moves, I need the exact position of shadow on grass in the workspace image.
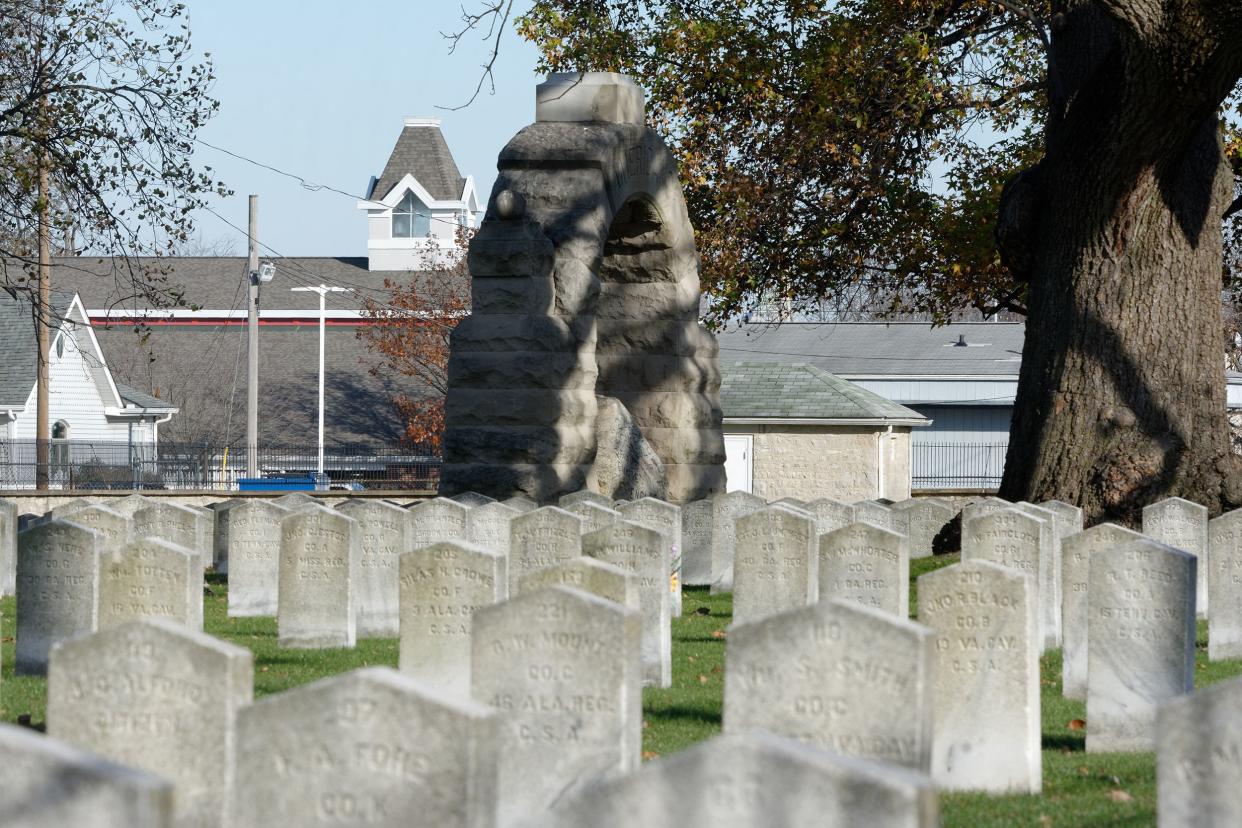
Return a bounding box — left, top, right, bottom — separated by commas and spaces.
1043, 734, 1086, 751
643, 704, 722, 727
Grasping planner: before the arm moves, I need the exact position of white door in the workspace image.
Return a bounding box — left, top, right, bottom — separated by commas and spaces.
723, 434, 753, 493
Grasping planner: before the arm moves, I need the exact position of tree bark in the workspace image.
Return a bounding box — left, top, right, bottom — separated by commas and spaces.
998, 1, 1242, 521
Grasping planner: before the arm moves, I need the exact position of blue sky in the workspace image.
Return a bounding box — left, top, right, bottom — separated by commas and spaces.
185, 1, 542, 257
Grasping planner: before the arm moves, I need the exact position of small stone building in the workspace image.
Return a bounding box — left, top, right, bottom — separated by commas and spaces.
720, 362, 929, 501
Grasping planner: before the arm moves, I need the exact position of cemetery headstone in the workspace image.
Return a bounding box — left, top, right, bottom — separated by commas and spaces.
565, 500, 620, 535
407, 497, 470, 549
472, 586, 642, 826
732, 506, 817, 626
466, 501, 520, 558
109, 493, 158, 518
60, 504, 131, 551
806, 498, 856, 538
225, 499, 289, 617
0, 722, 174, 828
723, 597, 934, 772
451, 491, 497, 508
48, 498, 93, 520
680, 499, 713, 586
1087, 538, 1195, 752
1157, 673, 1242, 827
502, 495, 538, 514
336, 499, 407, 637
208, 498, 246, 573
959, 498, 1009, 530
772, 497, 808, 509
277, 505, 360, 648
1038, 500, 1084, 539
618, 497, 683, 617
584, 520, 672, 687
710, 490, 765, 593
132, 502, 206, 630
516, 556, 639, 610
918, 561, 1040, 793
506, 506, 583, 594
0, 497, 16, 596
16, 519, 103, 674
98, 539, 198, 630
818, 521, 909, 617
853, 500, 897, 533
559, 490, 615, 510
1060, 523, 1144, 699
399, 541, 506, 698
528, 731, 939, 828
133, 501, 209, 573
1209, 508, 1242, 660
232, 667, 499, 828
47, 619, 253, 828
271, 491, 317, 510
1143, 496, 1209, 617
893, 499, 953, 559
961, 508, 1056, 650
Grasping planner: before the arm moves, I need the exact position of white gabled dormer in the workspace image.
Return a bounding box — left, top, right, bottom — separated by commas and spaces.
357, 117, 480, 271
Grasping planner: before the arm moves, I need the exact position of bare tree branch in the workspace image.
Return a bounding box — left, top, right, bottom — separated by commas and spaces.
438, 0, 516, 111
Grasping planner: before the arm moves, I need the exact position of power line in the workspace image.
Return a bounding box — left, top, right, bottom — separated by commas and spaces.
194, 137, 477, 232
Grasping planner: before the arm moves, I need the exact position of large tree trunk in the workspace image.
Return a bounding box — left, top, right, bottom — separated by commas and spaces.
998, 2, 1242, 521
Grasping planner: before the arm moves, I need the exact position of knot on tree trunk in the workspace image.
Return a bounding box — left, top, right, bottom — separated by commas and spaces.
995, 163, 1044, 283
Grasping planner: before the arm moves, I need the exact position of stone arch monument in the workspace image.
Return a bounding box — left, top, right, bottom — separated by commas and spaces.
439, 73, 726, 503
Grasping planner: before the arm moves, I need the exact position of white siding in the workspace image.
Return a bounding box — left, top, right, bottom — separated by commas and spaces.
10, 327, 129, 441
847, 377, 1018, 406
908, 405, 1012, 445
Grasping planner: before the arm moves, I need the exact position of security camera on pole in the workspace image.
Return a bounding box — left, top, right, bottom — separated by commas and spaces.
291, 283, 352, 484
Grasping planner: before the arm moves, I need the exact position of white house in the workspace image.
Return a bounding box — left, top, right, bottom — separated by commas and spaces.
0, 288, 178, 486
355, 117, 481, 270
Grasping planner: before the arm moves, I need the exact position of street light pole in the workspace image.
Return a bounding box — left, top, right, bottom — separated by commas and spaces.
290, 284, 351, 478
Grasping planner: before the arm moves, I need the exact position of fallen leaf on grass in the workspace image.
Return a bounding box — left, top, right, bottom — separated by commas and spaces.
260, 666, 269, 672
642, 720, 650, 729
1067, 719, 1085, 730
687, 656, 697, 663
642, 751, 660, 760
710, 665, 723, 674
1107, 790, 1133, 803
698, 674, 709, 684
1077, 766, 1089, 776
711, 630, 726, 639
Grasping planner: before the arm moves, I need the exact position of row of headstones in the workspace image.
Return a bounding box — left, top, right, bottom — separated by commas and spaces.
5, 497, 215, 675
8, 557, 1236, 828
684, 492, 954, 595
4, 595, 942, 828
2, 491, 1232, 824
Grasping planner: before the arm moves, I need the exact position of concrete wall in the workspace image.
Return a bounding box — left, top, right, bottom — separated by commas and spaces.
723, 424, 913, 503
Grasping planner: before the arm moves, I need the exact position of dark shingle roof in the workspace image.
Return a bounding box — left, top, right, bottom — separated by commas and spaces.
370, 123, 466, 203
716, 322, 1025, 377
0, 290, 77, 407
115, 383, 175, 410
721, 361, 928, 422
46, 257, 421, 314
93, 323, 413, 448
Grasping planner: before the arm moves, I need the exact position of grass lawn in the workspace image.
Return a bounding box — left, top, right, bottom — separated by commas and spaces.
4, 558, 1241, 826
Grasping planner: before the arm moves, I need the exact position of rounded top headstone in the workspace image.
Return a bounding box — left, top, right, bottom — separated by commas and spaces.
535, 72, 646, 125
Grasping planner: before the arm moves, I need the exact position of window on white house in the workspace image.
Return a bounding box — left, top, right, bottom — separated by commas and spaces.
51, 421, 69, 466
392, 191, 431, 238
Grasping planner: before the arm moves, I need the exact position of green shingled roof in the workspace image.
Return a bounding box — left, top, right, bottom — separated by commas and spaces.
720, 361, 929, 423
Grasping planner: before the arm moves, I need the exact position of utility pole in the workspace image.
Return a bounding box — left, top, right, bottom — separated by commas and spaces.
246, 195, 259, 479
35, 154, 51, 490
290, 284, 351, 479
